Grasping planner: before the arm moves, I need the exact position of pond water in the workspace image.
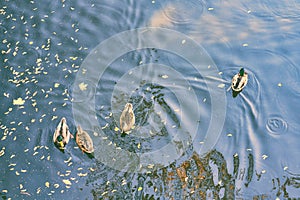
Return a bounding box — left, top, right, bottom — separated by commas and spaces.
1, 0, 300, 199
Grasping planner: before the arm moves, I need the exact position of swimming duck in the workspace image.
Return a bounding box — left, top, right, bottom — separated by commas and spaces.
120, 103, 135, 133
76, 125, 94, 154
53, 117, 73, 150
231, 68, 248, 92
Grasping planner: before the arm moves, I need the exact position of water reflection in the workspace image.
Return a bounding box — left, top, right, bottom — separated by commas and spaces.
1, 0, 300, 198
87, 149, 300, 199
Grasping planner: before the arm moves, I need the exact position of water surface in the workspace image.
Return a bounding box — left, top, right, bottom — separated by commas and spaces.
1, 0, 300, 199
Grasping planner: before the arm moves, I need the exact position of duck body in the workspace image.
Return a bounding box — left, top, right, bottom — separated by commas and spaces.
76, 125, 94, 154
53, 117, 72, 150
120, 103, 135, 133
231, 68, 248, 92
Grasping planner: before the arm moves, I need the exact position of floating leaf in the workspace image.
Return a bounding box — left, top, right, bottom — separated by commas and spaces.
77, 173, 87, 177
217, 84, 225, 89
148, 164, 154, 169
13, 98, 25, 105
45, 182, 50, 188
79, 82, 87, 91
138, 187, 143, 191
62, 179, 71, 185
0, 148, 5, 157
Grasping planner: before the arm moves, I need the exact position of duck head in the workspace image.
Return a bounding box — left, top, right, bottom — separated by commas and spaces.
124, 103, 133, 112
239, 68, 245, 76
57, 135, 64, 149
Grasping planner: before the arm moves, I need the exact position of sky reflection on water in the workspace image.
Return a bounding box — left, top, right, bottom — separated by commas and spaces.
1, 0, 300, 199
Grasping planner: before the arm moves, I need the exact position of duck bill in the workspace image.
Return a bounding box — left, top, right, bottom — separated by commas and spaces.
58, 141, 65, 149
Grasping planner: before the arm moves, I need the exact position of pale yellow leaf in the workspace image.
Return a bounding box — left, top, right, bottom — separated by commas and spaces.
79, 82, 87, 91
13, 98, 25, 105
62, 179, 71, 185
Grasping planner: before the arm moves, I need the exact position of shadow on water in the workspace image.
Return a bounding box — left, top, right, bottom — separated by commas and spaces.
87, 149, 300, 199
232, 89, 242, 98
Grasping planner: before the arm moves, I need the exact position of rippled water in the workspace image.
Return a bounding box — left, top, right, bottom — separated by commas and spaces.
1, 0, 300, 199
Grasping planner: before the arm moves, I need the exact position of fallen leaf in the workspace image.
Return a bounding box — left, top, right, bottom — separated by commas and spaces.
79, 82, 87, 91
13, 98, 25, 105
62, 179, 71, 185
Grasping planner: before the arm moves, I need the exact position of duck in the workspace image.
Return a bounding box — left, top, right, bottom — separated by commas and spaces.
53, 117, 73, 150
76, 125, 94, 154
231, 68, 248, 92
120, 103, 135, 133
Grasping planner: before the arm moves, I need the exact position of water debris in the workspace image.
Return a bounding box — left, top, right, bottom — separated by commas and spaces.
242, 43, 249, 47
54, 83, 60, 88
262, 155, 268, 160
0, 147, 5, 157
77, 173, 88, 177
283, 166, 288, 171
181, 39, 186, 44
114, 127, 119, 131
79, 82, 87, 91
148, 164, 154, 169
64, 157, 72, 163
138, 187, 143, 191
208, 7, 214, 11
227, 133, 233, 137
121, 179, 127, 185
13, 97, 25, 105
278, 83, 282, 87
102, 123, 109, 129
161, 74, 168, 79
45, 182, 50, 188
36, 187, 41, 194
218, 83, 225, 88
51, 116, 58, 121
62, 179, 72, 185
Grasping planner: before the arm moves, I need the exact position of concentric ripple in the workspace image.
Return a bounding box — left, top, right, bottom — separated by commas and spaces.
259, 0, 300, 19
72, 27, 226, 173
266, 115, 288, 135
162, 0, 204, 24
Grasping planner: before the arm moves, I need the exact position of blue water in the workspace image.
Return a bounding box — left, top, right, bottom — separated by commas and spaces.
1, 0, 300, 199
